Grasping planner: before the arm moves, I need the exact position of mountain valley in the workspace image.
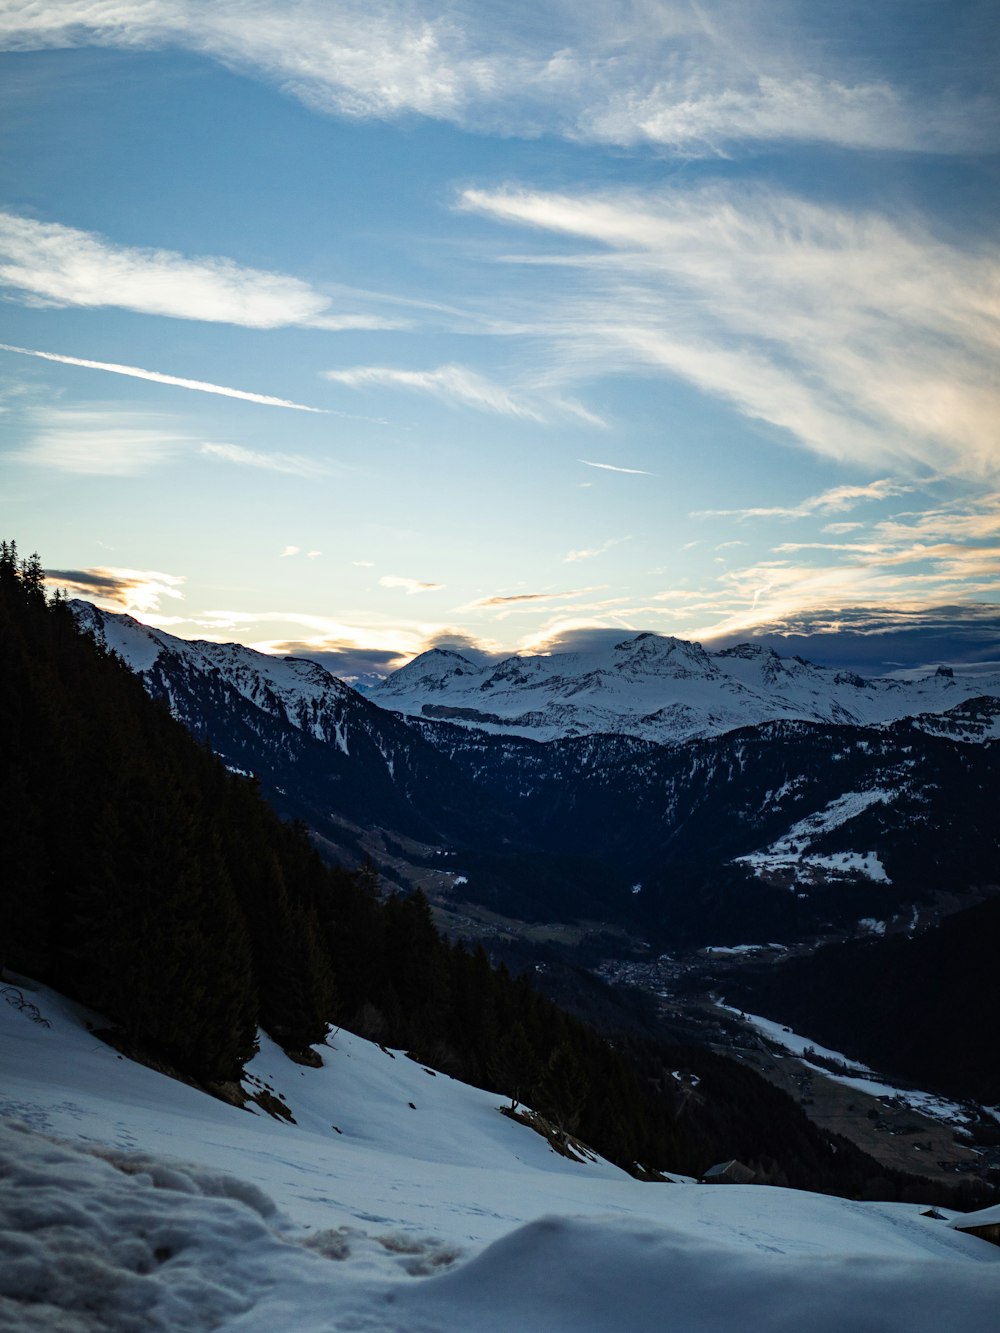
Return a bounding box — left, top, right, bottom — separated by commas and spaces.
68, 601, 1000, 1187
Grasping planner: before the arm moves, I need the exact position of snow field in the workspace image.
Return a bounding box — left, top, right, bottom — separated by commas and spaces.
2, 980, 999, 1332
717, 1005, 994, 1129
737, 789, 894, 884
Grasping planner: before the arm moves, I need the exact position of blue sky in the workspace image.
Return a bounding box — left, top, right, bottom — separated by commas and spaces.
1, 1, 998, 677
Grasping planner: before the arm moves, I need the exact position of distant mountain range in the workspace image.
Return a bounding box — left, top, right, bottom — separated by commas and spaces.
72, 602, 1000, 948
367, 633, 1000, 744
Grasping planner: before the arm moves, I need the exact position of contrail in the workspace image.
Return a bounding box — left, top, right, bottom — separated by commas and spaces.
579, 458, 653, 476
0, 343, 327, 413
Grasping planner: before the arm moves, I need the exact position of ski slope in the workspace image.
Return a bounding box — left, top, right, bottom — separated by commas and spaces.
2, 978, 998, 1331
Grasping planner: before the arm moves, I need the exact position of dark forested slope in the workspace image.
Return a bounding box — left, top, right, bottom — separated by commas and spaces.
724, 894, 1000, 1105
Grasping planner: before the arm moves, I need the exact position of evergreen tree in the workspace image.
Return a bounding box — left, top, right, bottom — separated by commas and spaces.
489, 1021, 539, 1111
538, 1041, 590, 1144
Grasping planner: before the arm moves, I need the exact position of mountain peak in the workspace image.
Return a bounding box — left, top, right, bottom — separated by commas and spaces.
396, 646, 478, 670
718, 642, 777, 660
612, 632, 717, 678
379, 647, 481, 695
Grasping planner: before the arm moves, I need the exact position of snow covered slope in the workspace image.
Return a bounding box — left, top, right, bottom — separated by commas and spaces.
2, 978, 999, 1332
369, 632, 1000, 742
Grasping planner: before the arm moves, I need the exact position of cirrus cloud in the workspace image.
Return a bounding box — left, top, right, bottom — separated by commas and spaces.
324, 364, 546, 421
460, 184, 1000, 481
1, 2, 994, 155
10, 405, 188, 475
0, 211, 398, 331
201, 443, 333, 477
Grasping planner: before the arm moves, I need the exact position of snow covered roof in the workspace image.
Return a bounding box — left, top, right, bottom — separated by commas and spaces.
703, 1160, 757, 1184
948, 1202, 1000, 1231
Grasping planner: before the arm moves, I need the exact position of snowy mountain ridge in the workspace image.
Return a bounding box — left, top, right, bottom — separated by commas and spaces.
68, 599, 522, 862
369, 631, 1000, 743
74, 601, 1000, 752
72, 601, 358, 751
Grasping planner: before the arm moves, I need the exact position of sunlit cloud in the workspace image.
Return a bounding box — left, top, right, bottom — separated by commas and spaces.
419, 628, 504, 659
279, 546, 301, 558
197, 608, 436, 653
463, 587, 601, 612
700, 604, 1000, 676
47, 565, 185, 614
262, 639, 409, 680
182, 606, 500, 676
324, 364, 544, 421
2, 3, 993, 155
10, 406, 187, 474
201, 443, 332, 476
517, 615, 644, 653
461, 185, 1000, 480
253, 623, 505, 679
379, 574, 444, 594
564, 537, 629, 563
0, 343, 326, 411
694, 479, 914, 522
0, 211, 397, 330
519, 608, 1000, 676
511, 493, 1000, 647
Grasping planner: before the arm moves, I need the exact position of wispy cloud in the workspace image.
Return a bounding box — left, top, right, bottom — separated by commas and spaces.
461, 185, 1000, 480
564, 537, 629, 563
694, 480, 914, 522
464, 587, 600, 610
579, 459, 652, 476
0, 343, 326, 411
668, 493, 1000, 639
279, 546, 300, 558
379, 574, 444, 594
3, 3, 993, 155
46, 564, 185, 614
10, 406, 187, 475
324, 364, 544, 421
201, 443, 332, 476
0, 211, 397, 330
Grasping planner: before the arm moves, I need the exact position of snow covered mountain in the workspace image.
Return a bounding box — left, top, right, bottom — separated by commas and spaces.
369, 632, 1000, 743
73, 599, 371, 751
3, 978, 999, 1333
69, 600, 511, 857
70, 602, 1000, 946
